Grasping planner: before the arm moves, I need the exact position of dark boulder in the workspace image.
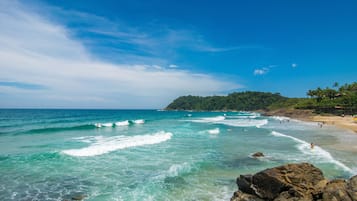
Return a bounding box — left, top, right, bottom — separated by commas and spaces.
251, 163, 325, 200
230, 163, 351, 201
237, 174, 255, 195
252, 152, 264, 158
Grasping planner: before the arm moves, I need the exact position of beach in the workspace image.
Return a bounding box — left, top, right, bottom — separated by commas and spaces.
263, 109, 357, 133
311, 115, 357, 133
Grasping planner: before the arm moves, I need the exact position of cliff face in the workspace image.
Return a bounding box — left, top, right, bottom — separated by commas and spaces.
231, 163, 357, 201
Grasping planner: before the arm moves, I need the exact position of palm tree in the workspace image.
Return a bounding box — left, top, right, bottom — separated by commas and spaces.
333, 82, 339, 89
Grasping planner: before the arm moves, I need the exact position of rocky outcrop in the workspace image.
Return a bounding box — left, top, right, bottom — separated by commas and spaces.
231, 163, 357, 201
252, 152, 265, 158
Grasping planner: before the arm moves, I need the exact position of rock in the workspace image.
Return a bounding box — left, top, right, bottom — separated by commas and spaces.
322, 179, 352, 201
231, 191, 264, 201
71, 194, 87, 200
251, 163, 325, 200
348, 175, 357, 201
232, 163, 330, 201
237, 174, 255, 195
231, 163, 357, 201
252, 152, 265, 158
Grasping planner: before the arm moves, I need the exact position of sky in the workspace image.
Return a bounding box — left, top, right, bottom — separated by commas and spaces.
0, 0, 356, 109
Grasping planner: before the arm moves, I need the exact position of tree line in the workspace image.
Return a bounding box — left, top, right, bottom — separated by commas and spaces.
165, 91, 287, 111
299, 82, 357, 115
165, 82, 357, 115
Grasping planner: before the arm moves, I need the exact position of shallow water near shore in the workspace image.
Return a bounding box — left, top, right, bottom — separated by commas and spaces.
1, 109, 357, 201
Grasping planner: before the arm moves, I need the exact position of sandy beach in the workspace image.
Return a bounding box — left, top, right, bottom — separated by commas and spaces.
311, 115, 357, 133
262, 109, 357, 133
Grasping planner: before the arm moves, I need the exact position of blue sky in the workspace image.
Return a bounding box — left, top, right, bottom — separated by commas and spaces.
0, 0, 356, 108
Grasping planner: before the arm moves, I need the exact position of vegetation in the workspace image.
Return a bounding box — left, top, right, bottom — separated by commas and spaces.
166, 82, 357, 115
165, 91, 287, 111
300, 82, 357, 115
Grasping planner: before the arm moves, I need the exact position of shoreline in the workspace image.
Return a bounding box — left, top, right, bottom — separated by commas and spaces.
262, 109, 357, 133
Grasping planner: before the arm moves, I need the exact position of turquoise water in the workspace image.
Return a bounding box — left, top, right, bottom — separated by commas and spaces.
0, 109, 356, 201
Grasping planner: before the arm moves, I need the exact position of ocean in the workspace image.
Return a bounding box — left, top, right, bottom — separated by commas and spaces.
0, 109, 356, 201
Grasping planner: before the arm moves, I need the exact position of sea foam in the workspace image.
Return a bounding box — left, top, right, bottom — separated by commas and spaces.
133, 119, 145, 124
189, 116, 268, 128
208, 128, 220, 134
271, 131, 352, 173
115, 120, 130, 126
190, 116, 225, 123
220, 119, 268, 128
62, 131, 172, 157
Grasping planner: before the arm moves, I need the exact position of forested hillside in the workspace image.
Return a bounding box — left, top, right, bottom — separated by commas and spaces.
166, 82, 357, 115
165, 91, 287, 111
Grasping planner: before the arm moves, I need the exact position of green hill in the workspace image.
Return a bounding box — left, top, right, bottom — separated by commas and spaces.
165, 91, 287, 111
165, 82, 357, 115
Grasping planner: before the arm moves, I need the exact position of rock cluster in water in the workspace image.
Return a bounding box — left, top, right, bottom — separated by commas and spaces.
231, 163, 357, 201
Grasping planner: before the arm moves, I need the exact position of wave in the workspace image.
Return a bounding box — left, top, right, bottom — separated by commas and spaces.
271, 116, 290, 121
190, 116, 226, 123
23, 124, 94, 134
220, 119, 268, 128
189, 115, 267, 128
132, 119, 145, 124
115, 120, 130, 126
94, 123, 113, 128
208, 128, 220, 134
227, 112, 261, 119
62, 131, 172, 157
271, 131, 353, 173
154, 162, 194, 181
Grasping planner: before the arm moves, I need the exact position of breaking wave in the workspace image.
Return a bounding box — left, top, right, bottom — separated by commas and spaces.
115, 120, 130, 126
133, 119, 145, 124
62, 131, 172, 157
271, 131, 352, 173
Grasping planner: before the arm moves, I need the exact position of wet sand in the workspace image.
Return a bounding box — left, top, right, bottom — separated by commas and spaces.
311, 115, 357, 133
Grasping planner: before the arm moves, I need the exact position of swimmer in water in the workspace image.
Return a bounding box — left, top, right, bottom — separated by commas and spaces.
310, 142, 315, 149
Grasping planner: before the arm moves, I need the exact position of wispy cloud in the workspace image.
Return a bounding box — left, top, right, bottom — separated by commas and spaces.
0, 81, 46, 90
253, 65, 276, 76
254, 68, 269, 75
291, 63, 297, 68
37, 6, 265, 63
0, 0, 241, 108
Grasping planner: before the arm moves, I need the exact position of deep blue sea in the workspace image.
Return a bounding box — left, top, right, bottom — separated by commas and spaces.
0, 109, 356, 201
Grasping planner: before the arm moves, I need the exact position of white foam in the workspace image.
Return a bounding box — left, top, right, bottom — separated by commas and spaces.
189, 115, 267, 128
167, 162, 192, 177
154, 162, 193, 181
271, 131, 352, 173
62, 131, 172, 157
208, 128, 220, 134
94, 123, 102, 128
220, 119, 268, 128
102, 123, 113, 127
190, 116, 225, 123
115, 120, 129, 126
271, 116, 290, 121
133, 119, 145, 124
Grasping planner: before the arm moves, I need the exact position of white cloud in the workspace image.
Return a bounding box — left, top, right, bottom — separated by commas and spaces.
0, 0, 241, 108
169, 64, 178, 68
253, 68, 269, 75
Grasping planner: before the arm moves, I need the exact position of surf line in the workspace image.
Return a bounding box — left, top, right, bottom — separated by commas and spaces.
270, 131, 353, 174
